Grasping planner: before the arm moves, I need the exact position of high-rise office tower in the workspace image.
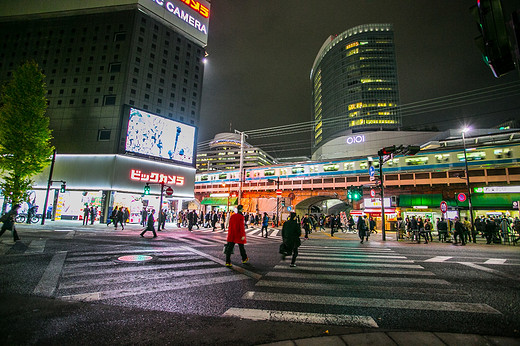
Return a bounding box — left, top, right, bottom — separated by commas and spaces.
310, 24, 401, 156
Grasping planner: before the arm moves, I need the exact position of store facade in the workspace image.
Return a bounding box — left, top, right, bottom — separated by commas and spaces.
12, 154, 196, 223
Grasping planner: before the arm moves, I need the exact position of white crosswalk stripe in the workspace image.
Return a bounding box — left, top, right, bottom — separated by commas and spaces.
56, 248, 251, 302
222, 244, 502, 327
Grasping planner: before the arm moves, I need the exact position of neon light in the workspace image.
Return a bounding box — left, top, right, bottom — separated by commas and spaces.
150, 0, 209, 34
130, 169, 185, 186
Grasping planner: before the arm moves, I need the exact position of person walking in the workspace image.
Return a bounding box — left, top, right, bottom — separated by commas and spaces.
141, 208, 147, 227
302, 214, 311, 239
90, 206, 96, 225
224, 205, 248, 267
0, 204, 21, 242
261, 212, 269, 238
114, 206, 125, 230
281, 212, 302, 267
140, 209, 157, 238
368, 216, 376, 241
329, 214, 336, 237
211, 211, 218, 232
82, 205, 90, 225
357, 215, 368, 243
107, 207, 118, 227
453, 217, 466, 245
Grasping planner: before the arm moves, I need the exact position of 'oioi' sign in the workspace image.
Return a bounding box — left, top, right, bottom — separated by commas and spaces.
346, 135, 365, 145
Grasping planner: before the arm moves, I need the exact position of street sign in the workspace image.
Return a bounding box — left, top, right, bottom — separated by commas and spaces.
370, 189, 376, 197
276, 189, 282, 196
369, 165, 375, 181
440, 201, 448, 213
457, 193, 467, 202
165, 187, 174, 196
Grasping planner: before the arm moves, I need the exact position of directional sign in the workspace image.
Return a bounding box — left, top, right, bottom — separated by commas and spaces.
165, 187, 174, 196
369, 165, 375, 181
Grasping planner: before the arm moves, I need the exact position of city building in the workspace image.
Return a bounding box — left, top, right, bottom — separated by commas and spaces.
310, 24, 401, 158
0, 0, 211, 221
196, 132, 277, 173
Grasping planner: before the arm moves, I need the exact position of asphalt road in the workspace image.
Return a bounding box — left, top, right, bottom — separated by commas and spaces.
1, 221, 519, 345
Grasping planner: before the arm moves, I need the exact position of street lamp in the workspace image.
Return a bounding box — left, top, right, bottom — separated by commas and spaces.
461, 127, 475, 236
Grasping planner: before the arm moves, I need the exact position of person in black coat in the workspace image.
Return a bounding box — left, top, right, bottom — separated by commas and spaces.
140, 209, 157, 238
0, 204, 21, 242
281, 212, 301, 267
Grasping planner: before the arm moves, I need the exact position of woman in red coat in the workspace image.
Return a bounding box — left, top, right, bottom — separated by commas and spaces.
224, 205, 249, 267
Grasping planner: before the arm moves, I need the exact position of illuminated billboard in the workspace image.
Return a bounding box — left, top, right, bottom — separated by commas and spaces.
125, 107, 196, 166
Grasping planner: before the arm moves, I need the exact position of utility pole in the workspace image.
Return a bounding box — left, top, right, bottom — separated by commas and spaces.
235, 129, 248, 205
379, 155, 387, 241
41, 149, 56, 225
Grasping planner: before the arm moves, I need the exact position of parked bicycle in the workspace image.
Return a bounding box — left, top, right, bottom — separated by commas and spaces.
15, 206, 40, 224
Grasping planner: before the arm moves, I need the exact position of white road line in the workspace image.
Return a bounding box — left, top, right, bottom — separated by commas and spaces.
181, 245, 262, 280
296, 260, 423, 269
65, 252, 193, 262
60, 274, 250, 301
255, 281, 469, 296
299, 252, 407, 259
61, 260, 216, 278
297, 256, 414, 263
270, 229, 280, 237
242, 291, 501, 314
266, 271, 450, 285
33, 251, 67, 297
484, 258, 507, 264
26, 239, 47, 254
425, 256, 453, 262
273, 265, 435, 276
67, 247, 190, 257
300, 246, 392, 252
223, 308, 379, 328
59, 266, 231, 290
459, 262, 520, 281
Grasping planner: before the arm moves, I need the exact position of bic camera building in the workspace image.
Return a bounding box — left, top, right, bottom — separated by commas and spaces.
0, 0, 211, 222
311, 24, 402, 161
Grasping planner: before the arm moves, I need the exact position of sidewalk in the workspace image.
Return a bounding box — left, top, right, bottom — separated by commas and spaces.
257, 331, 520, 346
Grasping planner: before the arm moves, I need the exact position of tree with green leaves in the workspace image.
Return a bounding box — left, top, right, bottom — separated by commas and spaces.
0, 61, 54, 206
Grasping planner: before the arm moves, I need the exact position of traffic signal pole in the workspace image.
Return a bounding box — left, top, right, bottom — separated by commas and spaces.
379, 155, 387, 241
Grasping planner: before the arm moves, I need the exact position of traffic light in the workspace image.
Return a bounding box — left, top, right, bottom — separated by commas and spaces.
281, 199, 285, 207
378, 145, 396, 156
348, 186, 363, 200
144, 184, 150, 195
470, 0, 514, 77
353, 186, 363, 201
60, 183, 66, 193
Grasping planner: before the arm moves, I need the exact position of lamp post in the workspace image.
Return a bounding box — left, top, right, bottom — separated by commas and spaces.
461, 128, 475, 236
222, 183, 231, 212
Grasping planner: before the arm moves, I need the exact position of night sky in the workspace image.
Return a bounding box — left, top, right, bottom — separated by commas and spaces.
199, 0, 520, 158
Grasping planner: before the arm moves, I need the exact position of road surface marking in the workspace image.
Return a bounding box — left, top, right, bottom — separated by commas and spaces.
255, 281, 469, 296
484, 258, 507, 264
223, 308, 378, 327
242, 291, 501, 314
26, 239, 47, 254
296, 260, 423, 269
459, 262, 520, 281
300, 252, 407, 259
296, 256, 414, 263
273, 265, 435, 276
61, 260, 216, 278
33, 251, 67, 297
425, 256, 453, 262
181, 245, 262, 280
266, 271, 450, 285
60, 274, 249, 301
59, 266, 231, 290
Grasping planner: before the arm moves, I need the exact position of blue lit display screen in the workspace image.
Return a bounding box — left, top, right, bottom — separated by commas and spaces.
125, 107, 196, 165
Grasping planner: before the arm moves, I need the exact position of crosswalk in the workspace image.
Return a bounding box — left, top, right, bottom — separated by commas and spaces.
222, 244, 502, 328
169, 227, 281, 247
54, 246, 251, 303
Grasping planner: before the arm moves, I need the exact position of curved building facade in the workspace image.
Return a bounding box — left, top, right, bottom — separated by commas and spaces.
311, 24, 401, 156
